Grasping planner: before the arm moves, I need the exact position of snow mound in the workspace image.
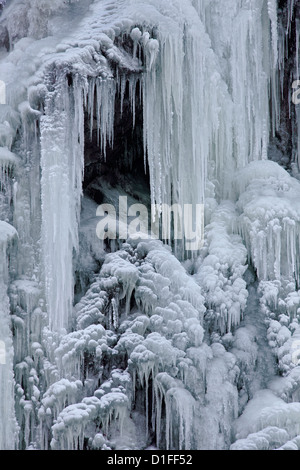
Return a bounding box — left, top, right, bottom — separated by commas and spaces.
236, 161, 300, 282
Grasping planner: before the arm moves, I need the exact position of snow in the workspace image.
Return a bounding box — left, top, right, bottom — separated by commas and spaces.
236, 161, 300, 283
231, 426, 289, 451
195, 202, 248, 333
232, 388, 300, 450
51, 374, 130, 450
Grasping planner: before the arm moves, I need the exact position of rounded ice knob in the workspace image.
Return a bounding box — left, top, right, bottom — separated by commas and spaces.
146, 38, 159, 70
130, 27, 142, 42
147, 38, 159, 53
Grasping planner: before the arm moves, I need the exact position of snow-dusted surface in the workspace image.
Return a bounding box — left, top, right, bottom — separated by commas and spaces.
1, 0, 300, 451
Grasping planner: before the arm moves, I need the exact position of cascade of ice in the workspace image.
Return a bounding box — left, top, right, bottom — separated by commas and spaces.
34, 0, 279, 332
40, 73, 86, 332
140, 0, 278, 213
195, 0, 279, 157
141, 1, 233, 211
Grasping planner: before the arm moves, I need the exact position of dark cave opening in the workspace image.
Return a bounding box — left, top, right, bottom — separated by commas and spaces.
83, 77, 150, 206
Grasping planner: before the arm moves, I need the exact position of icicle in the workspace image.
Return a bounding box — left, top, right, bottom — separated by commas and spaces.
140, 0, 275, 258
88, 78, 95, 143
93, 78, 116, 159
154, 373, 195, 450
268, 0, 278, 68
130, 27, 142, 60
111, 298, 119, 329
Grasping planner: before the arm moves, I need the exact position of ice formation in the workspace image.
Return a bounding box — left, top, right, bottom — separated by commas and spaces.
0, 221, 18, 449
1, 0, 300, 452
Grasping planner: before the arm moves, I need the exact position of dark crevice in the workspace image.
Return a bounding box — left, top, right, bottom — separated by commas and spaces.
269, 0, 300, 170
83, 79, 150, 204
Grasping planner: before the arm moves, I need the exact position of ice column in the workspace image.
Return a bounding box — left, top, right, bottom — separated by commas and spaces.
40, 71, 116, 332
40, 73, 86, 332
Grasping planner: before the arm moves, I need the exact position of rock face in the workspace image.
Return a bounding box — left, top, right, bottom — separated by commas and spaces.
1, 0, 300, 451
